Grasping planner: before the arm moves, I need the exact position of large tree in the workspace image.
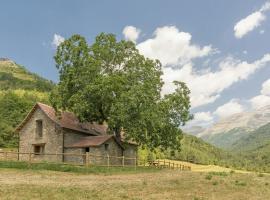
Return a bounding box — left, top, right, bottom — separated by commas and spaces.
50, 33, 192, 150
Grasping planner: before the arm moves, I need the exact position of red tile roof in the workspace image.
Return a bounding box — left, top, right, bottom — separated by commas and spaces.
66, 135, 117, 148
15, 103, 108, 135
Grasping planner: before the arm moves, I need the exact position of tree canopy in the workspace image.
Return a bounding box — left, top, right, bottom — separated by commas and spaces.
50, 33, 192, 150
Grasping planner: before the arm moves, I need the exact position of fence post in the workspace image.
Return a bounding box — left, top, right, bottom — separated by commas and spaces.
107, 154, 110, 168
163, 160, 165, 168
172, 163, 175, 169
85, 152, 90, 167
122, 156, 125, 167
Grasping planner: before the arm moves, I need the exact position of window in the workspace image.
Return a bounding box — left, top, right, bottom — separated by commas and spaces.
33, 145, 45, 155
105, 144, 109, 151
36, 120, 43, 137
85, 147, 90, 152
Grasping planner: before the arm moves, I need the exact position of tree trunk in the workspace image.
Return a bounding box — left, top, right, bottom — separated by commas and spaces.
114, 127, 122, 143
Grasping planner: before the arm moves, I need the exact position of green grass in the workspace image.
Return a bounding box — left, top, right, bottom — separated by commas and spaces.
0, 160, 161, 175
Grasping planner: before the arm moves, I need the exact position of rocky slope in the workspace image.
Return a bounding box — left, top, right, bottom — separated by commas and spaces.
197, 105, 270, 149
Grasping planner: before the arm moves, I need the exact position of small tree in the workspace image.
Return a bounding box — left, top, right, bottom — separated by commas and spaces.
50, 33, 192, 150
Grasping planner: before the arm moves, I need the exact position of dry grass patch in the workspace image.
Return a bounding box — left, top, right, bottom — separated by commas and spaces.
0, 168, 269, 200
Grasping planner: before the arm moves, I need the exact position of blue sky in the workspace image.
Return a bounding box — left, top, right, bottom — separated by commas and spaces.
1, 0, 270, 126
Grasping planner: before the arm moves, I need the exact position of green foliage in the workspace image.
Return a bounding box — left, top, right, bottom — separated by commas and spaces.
51, 33, 192, 150
0, 91, 49, 147
0, 60, 52, 147
228, 123, 270, 173
138, 134, 230, 166
205, 174, 212, 180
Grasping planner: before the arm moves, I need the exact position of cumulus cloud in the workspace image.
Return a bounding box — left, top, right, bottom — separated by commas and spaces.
249, 78, 270, 109
52, 34, 65, 48
234, 1, 270, 39
250, 95, 270, 109
184, 111, 214, 129
122, 26, 141, 43
161, 54, 270, 108
214, 99, 245, 119
261, 79, 270, 95
132, 25, 270, 109
137, 26, 213, 66
192, 112, 214, 126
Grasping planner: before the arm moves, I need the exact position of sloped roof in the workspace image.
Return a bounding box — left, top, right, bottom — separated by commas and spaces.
15, 103, 108, 135
66, 135, 123, 148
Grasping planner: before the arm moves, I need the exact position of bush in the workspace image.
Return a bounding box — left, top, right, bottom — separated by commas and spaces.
205, 174, 212, 180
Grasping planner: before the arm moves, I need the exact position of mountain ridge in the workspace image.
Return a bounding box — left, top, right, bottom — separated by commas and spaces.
196, 105, 270, 148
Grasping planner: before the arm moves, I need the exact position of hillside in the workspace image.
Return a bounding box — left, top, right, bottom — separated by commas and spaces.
0, 58, 53, 91
139, 133, 231, 166
0, 58, 54, 147
198, 106, 270, 149
229, 123, 270, 172
231, 122, 270, 152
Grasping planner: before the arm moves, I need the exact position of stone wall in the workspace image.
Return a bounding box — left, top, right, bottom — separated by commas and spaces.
63, 148, 85, 164
123, 144, 137, 165
19, 108, 63, 162
64, 138, 124, 165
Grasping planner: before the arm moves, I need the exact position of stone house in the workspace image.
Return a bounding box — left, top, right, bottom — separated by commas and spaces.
15, 103, 137, 165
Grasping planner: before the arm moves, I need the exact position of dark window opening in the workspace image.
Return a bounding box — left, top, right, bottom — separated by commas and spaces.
105, 144, 109, 151
33, 145, 44, 155
36, 120, 43, 137
85, 147, 90, 152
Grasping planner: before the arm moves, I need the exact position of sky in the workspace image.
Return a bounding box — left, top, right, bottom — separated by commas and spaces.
1, 0, 270, 127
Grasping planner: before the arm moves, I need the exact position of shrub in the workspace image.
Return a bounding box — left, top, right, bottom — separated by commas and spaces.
205, 174, 212, 180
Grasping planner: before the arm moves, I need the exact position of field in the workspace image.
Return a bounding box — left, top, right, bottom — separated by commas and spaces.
0, 163, 269, 200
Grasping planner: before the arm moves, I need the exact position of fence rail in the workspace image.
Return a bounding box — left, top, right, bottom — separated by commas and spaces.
0, 151, 191, 171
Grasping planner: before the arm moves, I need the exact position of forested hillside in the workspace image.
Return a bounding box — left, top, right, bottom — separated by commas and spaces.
139, 134, 232, 166
0, 58, 54, 147
230, 123, 270, 172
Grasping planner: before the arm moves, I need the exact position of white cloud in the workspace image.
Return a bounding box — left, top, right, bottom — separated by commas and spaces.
250, 95, 270, 109
162, 54, 270, 108
137, 26, 213, 66
249, 78, 270, 109
186, 111, 214, 128
214, 99, 245, 119
135, 25, 270, 108
261, 79, 270, 95
52, 34, 65, 48
122, 26, 141, 43
234, 1, 270, 39
243, 50, 248, 54
193, 112, 214, 125
260, 1, 270, 12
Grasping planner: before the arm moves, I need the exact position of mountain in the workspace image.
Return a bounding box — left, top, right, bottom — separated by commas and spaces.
198, 106, 270, 149
0, 58, 53, 91
230, 123, 270, 172
0, 58, 54, 147
231, 122, 270, 152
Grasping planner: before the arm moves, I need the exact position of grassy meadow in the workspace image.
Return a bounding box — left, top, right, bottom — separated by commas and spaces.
0, 161, 269, 200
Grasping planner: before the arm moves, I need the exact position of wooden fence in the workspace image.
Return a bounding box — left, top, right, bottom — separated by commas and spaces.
0, 150, 191, 171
